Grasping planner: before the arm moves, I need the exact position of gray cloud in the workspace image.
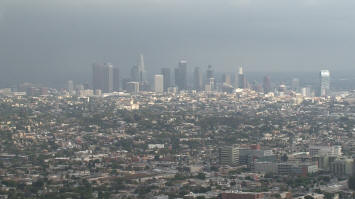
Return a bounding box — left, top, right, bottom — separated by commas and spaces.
0, 0, 355, 87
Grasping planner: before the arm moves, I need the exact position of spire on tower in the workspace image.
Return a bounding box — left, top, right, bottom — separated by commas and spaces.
138, 54, 145, 71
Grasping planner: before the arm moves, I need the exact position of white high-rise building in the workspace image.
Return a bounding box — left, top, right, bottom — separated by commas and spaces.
238, 65, 246, 89
219, 145, 240, 166
320, 70, 330, 96
238, 66, 243, 75
154, 74, 164, 93
301, 87, 312, 97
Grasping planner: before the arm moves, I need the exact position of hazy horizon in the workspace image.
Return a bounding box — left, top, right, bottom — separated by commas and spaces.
1, 0, 355, 87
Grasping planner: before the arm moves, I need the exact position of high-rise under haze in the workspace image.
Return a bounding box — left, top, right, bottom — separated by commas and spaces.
193, 67, 203, 91
234, 69, 239, 88
126, 81, 139, 94
113, 67, 120, 91
263, 76, 271, 93
320, 70, 330, 96
223, 73, 232, 85
154, 74, 164, 93
130, 54, 146, 86
161, 68, 171, 91
291, 78, 300, 92
92, 63, 114, 93
174, 60, 187, 90
238, 66, 247, 89
206, 65, 214, 80
138, 54, 145, 85
130, 65, 139, 82
67, 80, 74, 93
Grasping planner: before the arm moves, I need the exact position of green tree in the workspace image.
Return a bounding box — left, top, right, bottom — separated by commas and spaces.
304, 195, 314, 199
348, 176, 355, 190
196, 172, 206, 180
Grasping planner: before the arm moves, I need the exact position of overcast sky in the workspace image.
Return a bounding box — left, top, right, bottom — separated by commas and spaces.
1, 0, 355, 86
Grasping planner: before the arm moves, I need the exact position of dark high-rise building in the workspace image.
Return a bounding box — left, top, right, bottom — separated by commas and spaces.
138, 54, 145, 85
161, 68, 171, 91
113, 67, 120, 91
206, 65, 214, 79
83, 82, 89, 90
205, 65, 214, 87
122, 78, 130, 91
193, 67, 203, 90
234, 71, 239, 88
93, 63, 104, 91
263, 76, 271, 93
103, 63, 113, 93
175, 60, 187, 90
92, 63, 114, 93
209, 78, 215, 91
130, 65, 139, 82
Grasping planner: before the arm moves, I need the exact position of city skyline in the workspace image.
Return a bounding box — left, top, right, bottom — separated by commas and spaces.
83, 58, 332, 98
3, 50, 351, 93
2, 1, 355, 198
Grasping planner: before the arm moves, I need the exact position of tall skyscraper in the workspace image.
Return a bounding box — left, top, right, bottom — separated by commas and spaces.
238, 66, 246, 89
161, 68, 171, 91
67, 80, 74, 93
206, 65, 214, 79
302, 87, 312, 97
131, 65, 139, 82
138, 54, 145, 84
122, 78, 130, 91
234, 70, 239, 88
263, 76, 271, 93
320, 70, 330, 96
223, 73, 232, 85
104, 63, 113, 93
193, 67, 203, 90
175, 60, 187, 90
291, 78, 300, 92
209, 78, 215, 91
92, 63, 114, 93
130, 65, 139, 82
130, 54, 146, 85
154, 74, 164, 93
205, 65, 214, 88
113, 67, 120, 91
93, 63, 104, 91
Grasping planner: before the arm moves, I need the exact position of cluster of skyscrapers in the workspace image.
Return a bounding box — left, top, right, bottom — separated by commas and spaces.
92, 63, 119, 93
91, 54, 249, 94
89, 54, 331, 97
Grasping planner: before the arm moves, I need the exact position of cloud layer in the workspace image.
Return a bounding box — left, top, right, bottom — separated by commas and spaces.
0, 0, 355, 86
